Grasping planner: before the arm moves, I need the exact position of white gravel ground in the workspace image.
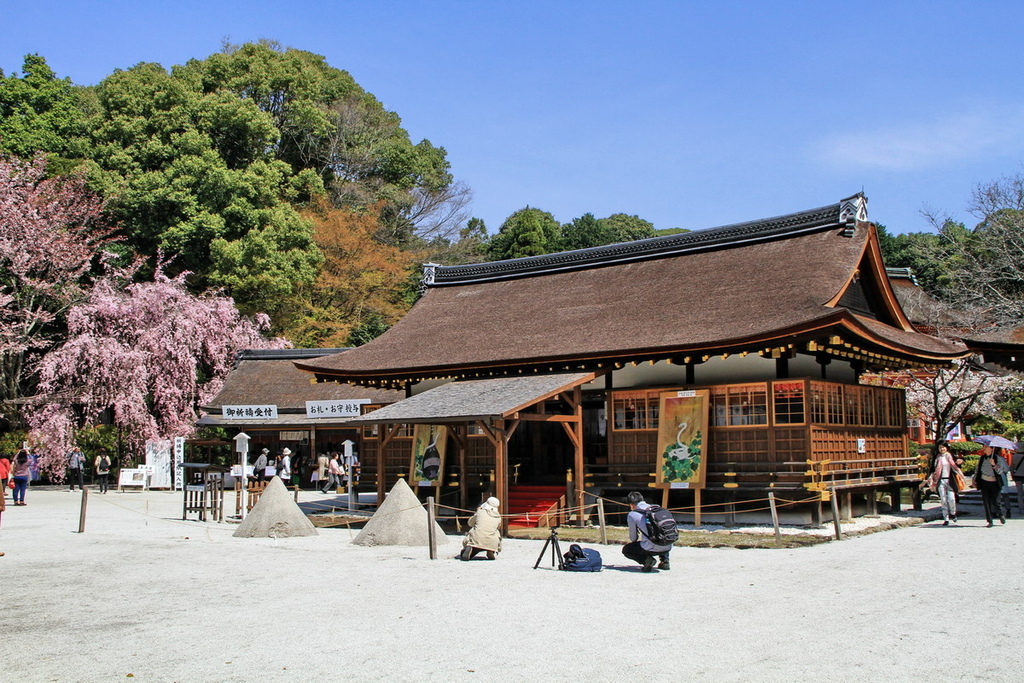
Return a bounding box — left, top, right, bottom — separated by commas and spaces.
2, 487, 1021, 682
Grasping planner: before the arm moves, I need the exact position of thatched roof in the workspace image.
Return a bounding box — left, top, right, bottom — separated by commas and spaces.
298, 196, 966, 387
201, 349, 403, 416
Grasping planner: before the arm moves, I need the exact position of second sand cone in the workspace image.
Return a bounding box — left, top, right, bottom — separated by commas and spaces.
233, 476, 318, 538
354, 478, 448, 546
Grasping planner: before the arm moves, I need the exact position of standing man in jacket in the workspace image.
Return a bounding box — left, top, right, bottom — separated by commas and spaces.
253, 448, 269, 482
67, 446, 86, 491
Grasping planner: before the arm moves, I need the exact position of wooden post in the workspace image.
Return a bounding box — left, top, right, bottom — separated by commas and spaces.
494, 422, 508, 536
458, 425, 469, 512
597, 497, 607, 544
572, 385, 584, 526
768, 492, 781, 545
426, 495, 437, 560
829, 488, 842, 540
78, 488, 89, 533
565, 469, 573, 522
694, 488, 702, 527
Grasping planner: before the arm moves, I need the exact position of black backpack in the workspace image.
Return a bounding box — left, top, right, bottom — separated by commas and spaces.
639, 505, 679, 545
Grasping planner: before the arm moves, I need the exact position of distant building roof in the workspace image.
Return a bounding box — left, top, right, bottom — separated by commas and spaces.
298, 195, 967, 387
203, 348, 403, 412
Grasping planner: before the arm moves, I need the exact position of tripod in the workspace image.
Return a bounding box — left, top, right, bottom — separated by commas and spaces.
533, 527, 565, 570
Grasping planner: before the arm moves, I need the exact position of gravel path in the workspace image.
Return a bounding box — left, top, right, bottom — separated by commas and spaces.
2, 488, 1020, 682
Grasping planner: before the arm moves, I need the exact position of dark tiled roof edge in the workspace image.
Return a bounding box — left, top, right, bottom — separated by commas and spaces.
236, 348, 351, 362
429, 195, 864, 286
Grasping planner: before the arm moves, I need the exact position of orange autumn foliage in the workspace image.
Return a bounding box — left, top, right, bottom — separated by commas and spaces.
283, 203, 420, 347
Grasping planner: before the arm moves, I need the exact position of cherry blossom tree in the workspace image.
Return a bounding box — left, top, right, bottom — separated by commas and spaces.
0, 154, 115, 425
868, 358, 1022, 448
27, 265, 287, 477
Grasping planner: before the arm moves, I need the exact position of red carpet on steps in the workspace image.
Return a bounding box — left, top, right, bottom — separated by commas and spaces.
506, 485, 564, 527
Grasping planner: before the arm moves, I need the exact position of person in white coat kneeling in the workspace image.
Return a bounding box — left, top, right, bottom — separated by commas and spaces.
461, 497, 502, 560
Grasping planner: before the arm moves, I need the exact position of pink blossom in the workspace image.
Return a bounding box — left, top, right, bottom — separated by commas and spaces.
28, 266, 287, 477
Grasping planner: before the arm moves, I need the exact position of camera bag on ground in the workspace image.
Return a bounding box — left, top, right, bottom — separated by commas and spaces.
640, 505, 679, 545
561, 543, 603, 572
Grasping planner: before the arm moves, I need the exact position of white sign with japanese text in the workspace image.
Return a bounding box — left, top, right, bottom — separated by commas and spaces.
305, 399, 370, 419
222, 405, 278, 420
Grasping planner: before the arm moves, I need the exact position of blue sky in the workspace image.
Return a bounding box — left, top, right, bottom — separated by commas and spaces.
3, 1, 1023, 235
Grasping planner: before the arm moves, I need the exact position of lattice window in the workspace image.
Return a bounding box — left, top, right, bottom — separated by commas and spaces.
711, 383, 768, 427
772, 380, 806, 425
810, 381, 845, 425
612, 390, 656, 430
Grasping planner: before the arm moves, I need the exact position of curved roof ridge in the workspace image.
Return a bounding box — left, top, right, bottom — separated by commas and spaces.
429, 195, 865, 286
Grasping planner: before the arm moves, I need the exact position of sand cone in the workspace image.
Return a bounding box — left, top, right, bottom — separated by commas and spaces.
233, 476, 317, 538
354, 478, 448, 546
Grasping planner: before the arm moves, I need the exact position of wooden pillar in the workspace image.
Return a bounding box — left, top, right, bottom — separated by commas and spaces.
889, 483, 901, 512
810, 496, 822, 526
866, 489, 878, 515
376, 441, 386, 504
377, 423, 400, 505
494, 419, 509, 536
775, 356, 790, 379
816, 352, 830, 379
573, 386, 584, 525
841, 491, 853, 521
458, 425, 469, 511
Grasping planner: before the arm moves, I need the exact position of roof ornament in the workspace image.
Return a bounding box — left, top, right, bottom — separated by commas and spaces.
838, 193, 868, 236
419, 262, 439, 294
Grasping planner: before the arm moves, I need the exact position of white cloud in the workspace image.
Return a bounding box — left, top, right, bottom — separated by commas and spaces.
817, 107, 1024, 171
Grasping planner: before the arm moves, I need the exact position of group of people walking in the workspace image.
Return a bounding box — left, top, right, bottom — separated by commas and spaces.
929, 440, 1023, 527
248, 447, 354, 493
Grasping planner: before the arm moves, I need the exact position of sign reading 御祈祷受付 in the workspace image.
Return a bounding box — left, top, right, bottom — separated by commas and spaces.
222, 405, 278, 419
305, 399, 371, 418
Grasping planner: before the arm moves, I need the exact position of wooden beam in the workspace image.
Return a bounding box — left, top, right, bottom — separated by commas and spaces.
517, 414, 578, 422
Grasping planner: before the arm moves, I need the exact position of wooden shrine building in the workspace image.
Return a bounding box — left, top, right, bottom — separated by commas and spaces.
199, 349, 403, 483
296, 195, 968, 525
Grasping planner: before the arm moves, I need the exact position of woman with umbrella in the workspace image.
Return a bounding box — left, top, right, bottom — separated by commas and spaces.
973, 435, 1012, 527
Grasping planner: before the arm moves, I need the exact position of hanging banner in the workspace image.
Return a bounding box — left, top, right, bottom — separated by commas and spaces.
410, 424, 447, 487
656, 390, 709, 488
306, 399, 370, 418
173, 437, 185, 491
222, 405, 278, 420
144, 439, 173, 489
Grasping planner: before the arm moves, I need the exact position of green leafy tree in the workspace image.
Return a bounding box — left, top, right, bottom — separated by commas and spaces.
599, 213, 657, 242
180, 41, 455, 246
78, 41, 457, 316
487, 207, 561, 260
561, 212, 658, 250
561, 213, 614, 250
876, 224, 947, 293
0, 54, 85, 163
83, 60, 324, 313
